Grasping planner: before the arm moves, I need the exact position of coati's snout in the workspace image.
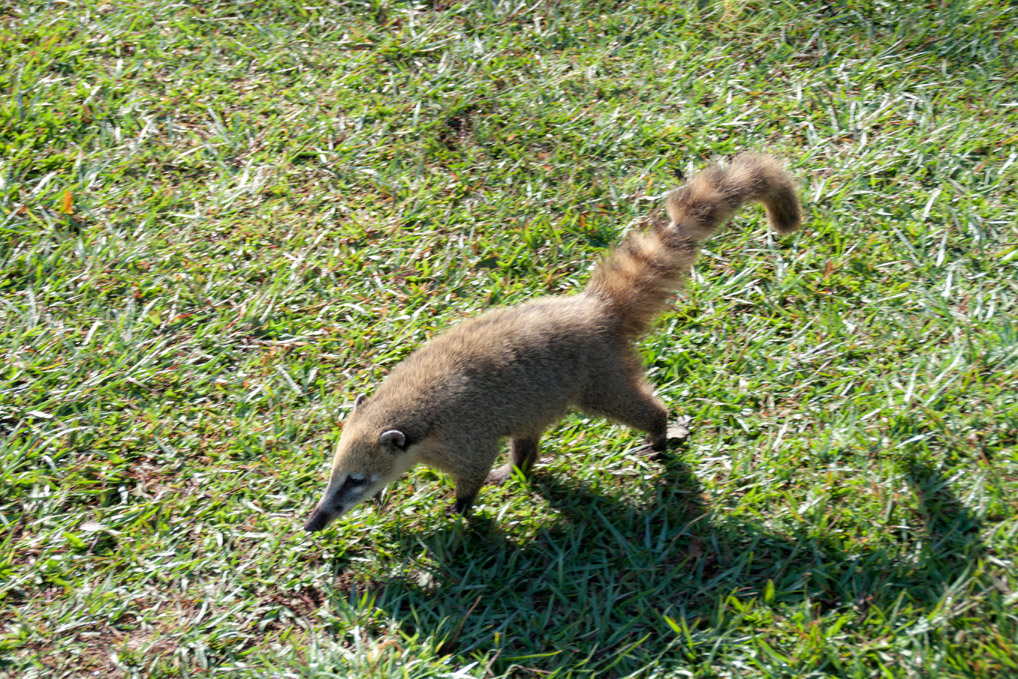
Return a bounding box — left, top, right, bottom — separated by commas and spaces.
303, 471, 379, 532
303, 505, 334, 532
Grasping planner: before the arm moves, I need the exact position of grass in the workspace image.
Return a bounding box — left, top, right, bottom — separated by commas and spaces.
1, 0, 1016, 676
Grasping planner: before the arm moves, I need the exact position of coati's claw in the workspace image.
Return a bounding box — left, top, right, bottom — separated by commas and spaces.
633, 441, 663, 458
635, 419, 693, 457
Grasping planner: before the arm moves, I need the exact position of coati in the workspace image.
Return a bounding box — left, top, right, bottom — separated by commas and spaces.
304, 153, 801, 532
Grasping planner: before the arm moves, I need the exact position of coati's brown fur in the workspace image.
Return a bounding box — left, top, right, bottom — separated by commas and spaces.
304, 153, 801, 532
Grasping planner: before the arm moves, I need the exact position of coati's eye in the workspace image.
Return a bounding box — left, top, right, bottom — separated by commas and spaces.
338, 474, 371, 496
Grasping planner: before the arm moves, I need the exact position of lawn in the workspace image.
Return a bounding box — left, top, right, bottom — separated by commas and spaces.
1, 1, 1016, 677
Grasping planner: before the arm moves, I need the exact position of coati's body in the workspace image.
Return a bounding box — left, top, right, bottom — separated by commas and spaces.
305, 154, 802, 532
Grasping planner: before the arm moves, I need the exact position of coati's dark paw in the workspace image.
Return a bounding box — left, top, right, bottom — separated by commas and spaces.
635, 420, 692, 457
448, 494, 476, 517
640, 431, 669, 457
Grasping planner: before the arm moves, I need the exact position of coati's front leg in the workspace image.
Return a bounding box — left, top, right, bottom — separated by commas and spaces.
486, 436, 539, 485
450, 485, 479, 515
446, 441, 501, 516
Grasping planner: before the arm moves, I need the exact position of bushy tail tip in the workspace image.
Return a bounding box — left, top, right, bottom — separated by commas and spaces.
666, 153, 802, 240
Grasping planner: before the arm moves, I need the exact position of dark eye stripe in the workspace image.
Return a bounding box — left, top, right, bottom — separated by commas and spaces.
347, 475, 370, 486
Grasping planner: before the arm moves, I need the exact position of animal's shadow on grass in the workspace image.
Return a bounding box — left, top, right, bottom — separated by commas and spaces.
363, 453, 982, 676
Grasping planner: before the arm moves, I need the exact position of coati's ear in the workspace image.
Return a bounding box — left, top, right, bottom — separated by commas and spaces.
354, 394, 367, 409
378, 429, 407, 451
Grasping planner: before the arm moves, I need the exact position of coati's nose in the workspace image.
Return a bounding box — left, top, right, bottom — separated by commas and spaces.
304, 506, 334, 532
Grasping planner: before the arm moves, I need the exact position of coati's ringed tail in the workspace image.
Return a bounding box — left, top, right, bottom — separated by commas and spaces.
585, 153, 802, 339
304, 153, 802, 533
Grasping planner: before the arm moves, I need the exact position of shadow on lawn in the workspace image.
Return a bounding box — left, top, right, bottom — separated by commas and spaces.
363, 452, 982, 676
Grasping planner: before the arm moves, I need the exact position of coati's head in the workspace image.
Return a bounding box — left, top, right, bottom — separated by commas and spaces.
303, 394, 419, 533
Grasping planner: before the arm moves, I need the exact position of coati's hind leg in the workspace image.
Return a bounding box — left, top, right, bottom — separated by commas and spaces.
486, 436, 540, 486
579, 354, 669, 451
